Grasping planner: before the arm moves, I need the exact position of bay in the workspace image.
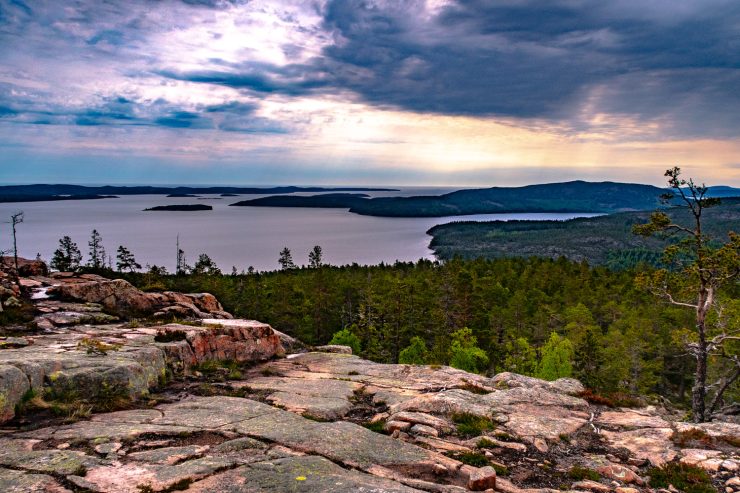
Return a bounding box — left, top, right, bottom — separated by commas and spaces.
0, 189, 599, 272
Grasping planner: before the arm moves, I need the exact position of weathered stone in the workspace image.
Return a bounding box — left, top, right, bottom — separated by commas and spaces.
81, 456, 239, 493
0, 467, 71, 493
411, 423, 440, 437
0, 364, 30, 422
572, 480, 611, 492
127, 445, 210, 465
466, 465, 497, 491
314, 344, 353, 354
187, 455, 423, 492
595, 463, 644, 485
601, 427, 676, 466
597, 409, 670, 429
390, 411, 455, 434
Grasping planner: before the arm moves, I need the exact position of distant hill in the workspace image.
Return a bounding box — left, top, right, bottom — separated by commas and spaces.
427, 198, 740, 268
232, 181, 740, 217
0, 184, 397, 203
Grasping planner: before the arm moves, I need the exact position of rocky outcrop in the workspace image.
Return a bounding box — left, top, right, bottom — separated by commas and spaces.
0, 319, 283, 423
48, 277, 232, 319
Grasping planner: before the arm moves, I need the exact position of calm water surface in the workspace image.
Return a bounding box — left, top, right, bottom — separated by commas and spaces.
0, 190, 599, 271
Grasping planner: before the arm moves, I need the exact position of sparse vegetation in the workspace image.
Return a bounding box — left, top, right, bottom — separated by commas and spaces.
647, 462, 714, 493
445, 450, 490, 467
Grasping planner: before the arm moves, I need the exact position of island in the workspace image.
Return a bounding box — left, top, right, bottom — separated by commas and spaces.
166, 193, 200, 198
143, 204, 213, 211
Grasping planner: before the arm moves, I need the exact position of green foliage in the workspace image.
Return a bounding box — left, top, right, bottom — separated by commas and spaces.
398, 336, 429, 365
536, 332, 573, 381
647, 462, 714, 493
503, 337, 537, 376
117, 255, 715, 402
451, 412, 494, 438
328, 328, 362, 354
449, 328, 489, 373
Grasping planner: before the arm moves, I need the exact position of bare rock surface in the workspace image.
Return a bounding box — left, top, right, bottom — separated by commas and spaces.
0, 269, 737, 493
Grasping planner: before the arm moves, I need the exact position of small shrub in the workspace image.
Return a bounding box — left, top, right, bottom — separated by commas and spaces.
568, 465, 600, 481
477, 437, 497, 448
647, 462, 714, 493
672, 428, 713, 447
363, 420, 387, 434
577, 390, 642, 409
491, 462, 509, 476
451, 412, 494, 438
348, 370, 359, 376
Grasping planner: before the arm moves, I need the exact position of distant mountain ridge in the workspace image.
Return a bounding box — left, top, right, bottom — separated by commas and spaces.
0, 184, 398, 203
232, 181, 740, 217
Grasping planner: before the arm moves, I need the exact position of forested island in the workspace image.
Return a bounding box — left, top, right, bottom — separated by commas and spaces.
143, 204, 213, 211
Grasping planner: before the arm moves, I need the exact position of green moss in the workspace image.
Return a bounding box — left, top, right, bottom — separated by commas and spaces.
568, 466, 601, 481
647, 462, 714, 493
492, 463, 509, 476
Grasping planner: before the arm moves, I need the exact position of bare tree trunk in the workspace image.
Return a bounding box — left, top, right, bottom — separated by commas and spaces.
692, 296, 709, 422
692, 333, 707, 423
708, 366, 740, 417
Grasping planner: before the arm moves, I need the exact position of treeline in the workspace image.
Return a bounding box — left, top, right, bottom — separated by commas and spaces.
107, 256, 738, 405
428, 198, 740, 268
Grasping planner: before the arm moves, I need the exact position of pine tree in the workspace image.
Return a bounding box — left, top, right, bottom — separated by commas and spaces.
116, 246, 141, 272
278, 247, 295, 270
87, 229, 106, 269
574, 327, 604, 389
308, 245, 323, 268
192, 253, 221, 275
51, 236, 82, 272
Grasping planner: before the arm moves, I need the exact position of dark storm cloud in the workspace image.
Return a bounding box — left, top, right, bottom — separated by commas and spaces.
313, 0, 740, 124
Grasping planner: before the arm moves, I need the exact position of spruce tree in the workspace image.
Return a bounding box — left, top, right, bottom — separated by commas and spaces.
51, 236, 82, 272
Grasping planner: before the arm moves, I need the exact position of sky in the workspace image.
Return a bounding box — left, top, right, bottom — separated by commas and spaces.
0, 0, 738, 187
